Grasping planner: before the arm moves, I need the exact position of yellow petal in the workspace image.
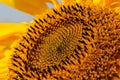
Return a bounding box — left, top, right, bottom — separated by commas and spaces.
109, 0, 120, 8
92, 0, 120, 7
76, 0, 82, 3
0, 23, 28, 79
115, 7, 120, 13
0, 0, 60, 16
93, 0, 105, 7
0, 23, 28, 59
93, 0, 101, 4
0, 23, 28, 45
62, 0, 76, 5
0, 23, 28, 37
105, 0, 120, 6
51, 0, 60, 8
93, 0, 120, 14
0, 50, 12, 80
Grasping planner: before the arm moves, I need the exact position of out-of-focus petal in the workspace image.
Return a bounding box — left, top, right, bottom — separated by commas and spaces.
0, 23, 28, 59
62, 0, 76, 5
0, 50, 12, 80
51, 0, 60, 8
93, 0, 105, 7
76, 0, 82, 3
104, 0, 120, 13
0, 0, 60, 16
115, 7, 120, 13
105, 0, 120, 7
0, 23, 28, 45
93, 0, 101, 4
0, 23, 28, 38
96, 0, 120, 7
110, 2, 120, 8
0, 23, 28, 79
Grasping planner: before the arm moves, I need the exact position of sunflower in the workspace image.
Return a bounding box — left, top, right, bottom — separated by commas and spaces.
0, 0, 120, 80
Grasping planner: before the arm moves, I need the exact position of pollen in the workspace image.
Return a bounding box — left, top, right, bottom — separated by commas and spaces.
8, 2, 120, 80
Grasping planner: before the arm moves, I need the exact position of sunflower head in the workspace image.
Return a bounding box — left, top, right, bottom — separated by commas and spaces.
0, 0, 120, 80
